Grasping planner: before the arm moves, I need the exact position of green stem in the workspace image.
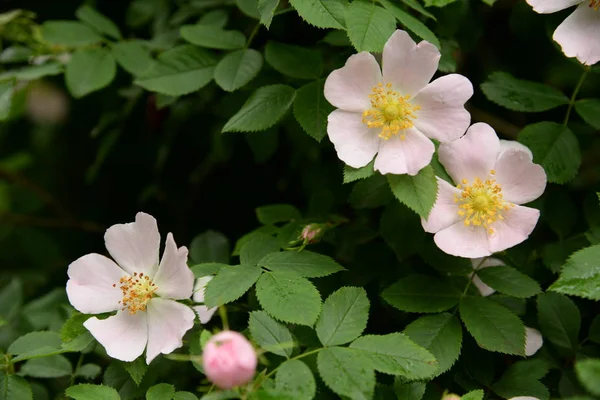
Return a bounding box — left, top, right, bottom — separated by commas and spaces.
219, 306, 229, 331
564, 67, 590, 126
245, 23, 261, 48
262, 348, 323, 381
68, 353, 84, 387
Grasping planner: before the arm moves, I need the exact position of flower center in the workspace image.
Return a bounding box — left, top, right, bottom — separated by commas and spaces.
114, 272, 158, 314
454, 171, 513, 235
362, 83, 420, 140
590, 0, 600, 10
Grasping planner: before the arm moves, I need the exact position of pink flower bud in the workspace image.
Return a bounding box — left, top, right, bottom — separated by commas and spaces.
301, 224, 323, 243
202, 331, 257, 389
442, 394, 462, 400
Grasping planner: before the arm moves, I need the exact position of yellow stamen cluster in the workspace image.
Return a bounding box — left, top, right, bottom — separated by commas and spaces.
114, 272, 157, 314
362, 83, 420, 140
590, 0, 600, 10
454, 171, 513, 235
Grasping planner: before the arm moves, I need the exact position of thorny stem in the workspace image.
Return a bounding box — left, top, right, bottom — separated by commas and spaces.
564, 67, 590, 126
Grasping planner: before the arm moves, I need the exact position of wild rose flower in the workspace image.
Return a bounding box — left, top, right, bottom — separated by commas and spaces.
193, 276, 217, 324
324, 29, 473, 176
509, 398, 540, 400
66, 212, 195, 364
526, 0, 600, 65
203, 330, 257, 389
422, 123, 547, 258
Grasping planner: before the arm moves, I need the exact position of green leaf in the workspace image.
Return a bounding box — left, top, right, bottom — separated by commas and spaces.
481, 72, 569, 112
462, 390, 484, 400
0, 80, 14, 121
492, 359, 550, 400
393, 380, 425, 400
574, 99, 600, 129
424, 0, 459, 6
20, 355, 73, 378
198, 9, 229, 27
134, 45, 217, 96
258, 0, 280, 28
350, 333, 438, 379
400, 0, 436, 19
41, 21, 103, 46
249, 310, 294, 358
122, 357, 148, 386
288, 0, 346, 29
240, 233, 280, 265
147, 384, 175, 400
293, 79, 333, 142
180, 25, 245, 50
317, 347, 375, 400
8, 331, 62, 356
237, 0, 260, 18
112, 41, 153, 76
459, 296, 525, 355
66, 48, 117, 98
76, 5, 122, 39
387, 165, 438, 219
316, 287, 370, 346
0, 63, 63, 81
349, 174, 393, 209
191, 263, 226, 278
576, 358, 600, 396
275, 360, 316, 400
174, 393, 197, 400
537, 292, 580, 351
550, 244, 600, 300
343, 161, 375, 184
346, 0, 397, 53
204, 265, 263, 308
0, 375, 32, 400
382, 274, 461, 313
190, 230, 230, 264
518, 122, 581, 184
255, 272, 321, 326
222, 85, 296, 133
65, 384, 120, 400
60, 313, 89, 343
76, 364, 102, 380
265, 41, 323, 80
258, 250, 345, 278
214, 49, 263, 92
404, 313, 462, 375
256, 204, 301, 224
379, 0, 440, 49
476, 266, 541, 298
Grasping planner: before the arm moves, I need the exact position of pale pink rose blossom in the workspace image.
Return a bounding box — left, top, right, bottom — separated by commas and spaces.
526, 0, 600, 65
66, 212, 195, 364
203, 331, 257, 389
324, 29, 473, 176
525, 327, 544, 356
509, 398, 540, 400
193, 276, 218, 324
422, 123, 547, 258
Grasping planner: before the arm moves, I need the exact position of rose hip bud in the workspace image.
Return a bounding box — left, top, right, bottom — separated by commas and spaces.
202, 331, 257, 389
